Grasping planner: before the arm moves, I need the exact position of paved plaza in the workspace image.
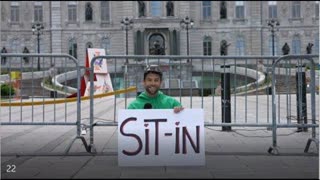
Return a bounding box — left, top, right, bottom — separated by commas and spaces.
1, 95, 319, 179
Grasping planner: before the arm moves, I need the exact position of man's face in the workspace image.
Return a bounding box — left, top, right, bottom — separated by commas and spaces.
143, 72, 162, 97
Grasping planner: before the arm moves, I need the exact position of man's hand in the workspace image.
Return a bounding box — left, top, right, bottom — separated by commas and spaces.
173, 106, 184, 113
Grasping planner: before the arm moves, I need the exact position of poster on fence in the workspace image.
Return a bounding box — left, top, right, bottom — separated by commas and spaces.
118, 109, 205, 166
84, 48, 114, 96
87, 48, 108, 74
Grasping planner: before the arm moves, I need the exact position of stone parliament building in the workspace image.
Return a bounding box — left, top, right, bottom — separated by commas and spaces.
0, 1, 319, 68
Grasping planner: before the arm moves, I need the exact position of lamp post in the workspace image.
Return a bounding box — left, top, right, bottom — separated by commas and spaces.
120, 17, 134, 61
180, 16, 194, 62
267, 19, 280, 64
120, 17, 133, 108
32, 23, 44, 71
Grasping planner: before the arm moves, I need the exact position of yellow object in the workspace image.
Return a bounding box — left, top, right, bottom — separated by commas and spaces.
0, 86, 137, 106
10, 71, 22, 80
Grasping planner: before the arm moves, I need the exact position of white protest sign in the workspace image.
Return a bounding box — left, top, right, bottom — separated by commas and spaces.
84, 48, 114, 96
118, 109, 205, 166
87, 48, 108, 74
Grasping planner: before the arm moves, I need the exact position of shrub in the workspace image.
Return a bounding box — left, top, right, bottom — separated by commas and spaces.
1, 83, 15, 97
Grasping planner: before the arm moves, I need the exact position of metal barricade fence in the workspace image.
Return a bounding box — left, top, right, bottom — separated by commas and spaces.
1, 54, 318, 155
0, 53, 88, 153
270, 55, 319, 154
88, 55, 319, 154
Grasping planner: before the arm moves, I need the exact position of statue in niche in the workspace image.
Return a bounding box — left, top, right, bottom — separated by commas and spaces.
166, 1, 174, 16
220, 1, 227, 19
138, 1, 145, 17
220, 40, 230, 56
306, 43, 313, 54
282, 42, 290, 55
1, 46, 7, 64
150, 40, 165, 55
22, 46, 30, 64
85, 3, 93, 21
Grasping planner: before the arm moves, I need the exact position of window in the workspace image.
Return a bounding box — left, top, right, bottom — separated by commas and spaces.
10, 2, 20, 22
268, 35, 278, 55
235, 1, 244, 19
292, 1, 301, 18
68, 2, 77, 22
11, 39, 20, 53
101, 1, 110, 22
151, 1, 162, 17
315, 35, 319, 55
68, 38, 77, 58
11, 39, 20, 62
268, 1, 277, 19
85, 3, 93, 21
101, 38, 111, 54
316, 1, 319, 18
236, 37, 245, 56
34, 2, 43, 22
292, 35, 301, 54
203, 36, 212, 56
202, 1, 211, 20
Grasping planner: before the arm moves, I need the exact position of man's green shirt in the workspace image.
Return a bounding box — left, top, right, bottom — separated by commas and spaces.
128, 91, 182, 109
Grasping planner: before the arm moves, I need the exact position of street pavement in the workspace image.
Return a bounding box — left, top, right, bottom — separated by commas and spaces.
1, 95, 319, 179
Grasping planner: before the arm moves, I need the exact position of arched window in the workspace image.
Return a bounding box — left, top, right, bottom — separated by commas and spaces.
236, 37, 245, 56
292, 35, 301, 54
101, 38, 111, 54
68, 38, 77, 59
85, 3, 93, 21
203, 36, 212, 56
86, 42, 93, 49
101, 1, 110, 22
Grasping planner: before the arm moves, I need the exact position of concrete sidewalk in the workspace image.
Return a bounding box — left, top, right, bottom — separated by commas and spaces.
1, 125, 318, 179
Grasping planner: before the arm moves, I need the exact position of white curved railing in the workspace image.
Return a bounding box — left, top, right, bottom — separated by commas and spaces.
2, 67, 303, 96
51, 70, 79, 95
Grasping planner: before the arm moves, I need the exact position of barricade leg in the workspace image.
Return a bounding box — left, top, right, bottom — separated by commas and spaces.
221, 65, 231, 131
296, 65, 308, 132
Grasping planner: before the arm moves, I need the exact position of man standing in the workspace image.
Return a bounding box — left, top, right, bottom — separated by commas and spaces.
128, 65, 184, 113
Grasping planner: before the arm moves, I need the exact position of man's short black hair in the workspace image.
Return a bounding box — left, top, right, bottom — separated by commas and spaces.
144, 65, 163, 80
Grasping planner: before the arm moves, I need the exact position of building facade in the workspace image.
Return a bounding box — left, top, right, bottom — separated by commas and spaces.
0, 1, 319, 68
